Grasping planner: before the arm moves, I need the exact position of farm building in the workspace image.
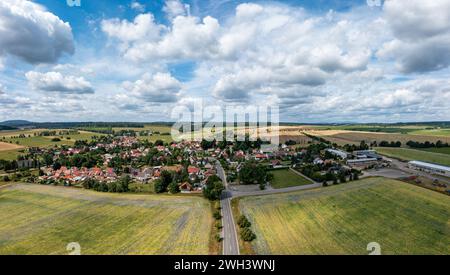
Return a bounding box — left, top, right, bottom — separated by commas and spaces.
408, 161, 450, 178
326, 148, 349, 159
347, 158, 378, 168
353, 150, 383, 161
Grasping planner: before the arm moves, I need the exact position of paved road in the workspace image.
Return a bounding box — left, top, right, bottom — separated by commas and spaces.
215, 161, 322, 255
232, 181, 322, 198
216, 162, 240, 255
384, 156, 450, 185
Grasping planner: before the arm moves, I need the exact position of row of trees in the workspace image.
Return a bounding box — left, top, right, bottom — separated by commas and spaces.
406, 140, 450, 149
82, 175, 131, 193
378, 141, 402, 147
237, 215, 256, 242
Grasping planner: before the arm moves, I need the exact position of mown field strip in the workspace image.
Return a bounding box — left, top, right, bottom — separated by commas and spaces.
0, 184, 212, 255
377, 147, 450, 166
238, 178, 450, 255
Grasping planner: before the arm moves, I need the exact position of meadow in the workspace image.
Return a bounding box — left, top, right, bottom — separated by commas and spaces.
270, 169, 312, 189
419, 147, 450, 155
236, 178, 450, 255
0, 184, 212, 255
377, 147, 450, 166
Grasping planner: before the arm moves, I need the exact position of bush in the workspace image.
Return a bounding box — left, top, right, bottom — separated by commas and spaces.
215, 221, 223, 230
213, 210, 222, 220
3, 176, 10, 182
168, 181, 180, 194
237, 215, 252, 228
215, 234, 223, 242
51, 138, 61, 142
240, 227, 256, 242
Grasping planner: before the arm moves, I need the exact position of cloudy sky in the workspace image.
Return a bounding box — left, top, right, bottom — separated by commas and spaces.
0, 0, 449, 123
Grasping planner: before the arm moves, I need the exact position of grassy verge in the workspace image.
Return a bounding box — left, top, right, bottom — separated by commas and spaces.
209, 201, 222, 255
230, 198, 256, 255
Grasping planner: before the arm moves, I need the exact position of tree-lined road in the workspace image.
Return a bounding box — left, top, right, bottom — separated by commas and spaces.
215, 161, 321, 255
216, 162, 240, 255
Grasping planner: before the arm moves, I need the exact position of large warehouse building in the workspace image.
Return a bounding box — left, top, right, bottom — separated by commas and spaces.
408, 161, 450, 178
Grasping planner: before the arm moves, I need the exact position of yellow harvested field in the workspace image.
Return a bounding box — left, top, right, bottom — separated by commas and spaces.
0, 142, 24, 151
237, 178, 450, 255
0, 184, 212, 255
306, 130, 450, 145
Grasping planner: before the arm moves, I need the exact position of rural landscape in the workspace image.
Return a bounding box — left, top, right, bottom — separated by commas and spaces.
1, 0, 450, 258
0, 120, 449, 255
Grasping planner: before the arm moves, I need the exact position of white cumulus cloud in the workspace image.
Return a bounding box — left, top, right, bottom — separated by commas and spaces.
0, 0, 74, 64
25, 71, 95, 94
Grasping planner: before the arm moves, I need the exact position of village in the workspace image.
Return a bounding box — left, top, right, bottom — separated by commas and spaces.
24, 132, 397, 196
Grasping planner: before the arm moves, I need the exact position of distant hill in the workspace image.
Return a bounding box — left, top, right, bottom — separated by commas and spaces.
0, 120, 32, 127
0, 125, 18, 131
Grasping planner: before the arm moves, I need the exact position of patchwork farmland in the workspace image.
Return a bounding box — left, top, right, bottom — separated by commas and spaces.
305, 130, 450, 146
0, 184, 212, 255
236, 178, 450, 255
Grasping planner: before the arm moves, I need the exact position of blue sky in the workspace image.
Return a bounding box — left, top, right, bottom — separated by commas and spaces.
0, 0, 450, 123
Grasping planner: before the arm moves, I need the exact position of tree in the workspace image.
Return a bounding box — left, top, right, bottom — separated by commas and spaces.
52, 162, 62, 170
119, 175, 131, 193
154, 179, 166, 193
154, 170, 173, 193
154, 140, 164, 146
240, 228, 256, 242
237, 215, 252, 228
203, 178, 225, 201
168, 181, 180, 194
238, 161, 270, 186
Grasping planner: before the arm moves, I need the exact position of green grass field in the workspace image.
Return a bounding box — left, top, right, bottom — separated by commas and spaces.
0, 149, 27, 161
377, 147, 450, 166
0, 184, 212, 255
418, 147, 450, 155
237, 178, 450, 255
270, 169, 312, 189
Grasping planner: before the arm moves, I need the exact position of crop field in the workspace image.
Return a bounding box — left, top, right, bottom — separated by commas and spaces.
0, 129, 105, 147
377, 147, 450, 166
137, 134, 173, 143
237, 178, 450, 255
408, 129, 450, 137
0, 149, 26, 161
0, 184, 212, 255
419, 147, 450, 155
306, 130, 450, 146
0, 142, 23, 151
270, 169, 312, 189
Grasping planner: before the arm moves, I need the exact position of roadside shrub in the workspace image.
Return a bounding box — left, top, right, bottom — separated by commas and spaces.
213, 210, 222, 220
240, 228, 256, 242
215, 221, 223, 230
215, 234, 223, 242
214, 201, 221, 210
237, 215, 252, 228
